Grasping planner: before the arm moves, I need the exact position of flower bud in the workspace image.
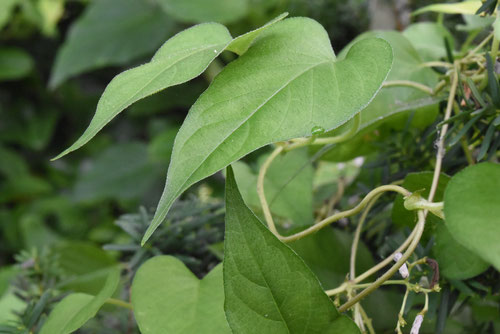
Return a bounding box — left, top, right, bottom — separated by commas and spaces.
410, 314, 423, 334
393, 252, 409, 278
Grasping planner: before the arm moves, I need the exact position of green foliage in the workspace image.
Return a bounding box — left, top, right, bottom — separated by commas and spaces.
223, 167, 360, 333
0, 47, 33, 81
40, 266, 120, 334
146, 19, 392, 243
131, 256, 229, 333
49, 0, 173, 88
444, 163, 500, 271
1, 1, 500, 333
156, 0, 248, 24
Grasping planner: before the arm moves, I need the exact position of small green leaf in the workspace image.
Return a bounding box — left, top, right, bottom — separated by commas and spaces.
40, 265, 121, 334
131, 256, 230, 334
49, 0, 174, 87
413, 1, 482, 16
434, 223, 489, 280
232, 148, 314, 226
144, 18, 392, 243
444, 163, 500, 271
223, 166, 360, 334
0, 47, 33, 81
157, 0, 248, 24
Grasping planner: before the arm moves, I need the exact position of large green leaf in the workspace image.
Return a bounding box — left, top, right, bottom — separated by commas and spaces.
223, 166, 360, 334
53, 15, 286, 160
39, 266, 120, 334
232, 147, 314, 226
131, 256, 230, 334
0, 47, 33, 81
444, 163, 500, 271
157, 0, 248, 24
434, 223, 489, 280
144, 18, 392, 243
49, 0, 173, 88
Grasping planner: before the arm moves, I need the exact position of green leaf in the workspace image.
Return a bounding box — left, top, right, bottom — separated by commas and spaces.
223, 166, 360, 334
232, 148, 314, 226
444, 163, 500, 271
157, 0, 248, 24
0, 0, 19, 30
73, 142, 159, 202
320, 31, 439, 162
403, 23, 454, 61
53, 14, 286, 160
144, 18, 392, 243
413, 1, 482, 16
434, 223, 489, 280
131, 256, 230, 334
226, 12, 288, 55
40, 265, 120, 334
49, 0, 174, 88
0, 47, 33, 81
339, 30, 438, 130
52, 23, 231, 160
54, 242, 117, 295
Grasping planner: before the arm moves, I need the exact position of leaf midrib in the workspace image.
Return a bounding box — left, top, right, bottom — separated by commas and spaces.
166, 59, 333, 215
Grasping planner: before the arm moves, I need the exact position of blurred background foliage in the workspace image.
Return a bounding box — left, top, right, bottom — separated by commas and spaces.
0, 0, 499, 333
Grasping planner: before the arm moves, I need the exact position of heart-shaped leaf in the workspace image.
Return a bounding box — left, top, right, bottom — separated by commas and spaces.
131, 256, 230, 334
223, 166, 360, 333
144, 18, 392, 243
40, 265, 120, 334
444, 163, 500, 271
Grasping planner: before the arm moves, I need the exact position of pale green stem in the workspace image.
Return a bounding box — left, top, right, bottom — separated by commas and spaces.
419, 61, 453, 68
286, 113, 361, 151
358, 304, 375, 334
428, 67, 458, 204
350, 195, 381, 280
383, 80, 434, 95
279, 185, 411, 243
106, 298, 133, 310
338, 210, 426, 312
353, 225, 418, 284
257, 145, 284, 235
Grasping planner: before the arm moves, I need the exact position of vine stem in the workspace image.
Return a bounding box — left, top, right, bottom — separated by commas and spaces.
350, 195, 381, 280
338, 210, 426, 313
106, 298, 133, 310
279, 185, 411, 243
286, 113, 361, 151
257, 145, 284, 235
428, 66, 458, 203
382, 80, 434, 95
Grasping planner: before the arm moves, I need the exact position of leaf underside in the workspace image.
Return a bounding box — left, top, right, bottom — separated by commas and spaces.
143, 17, 393, 243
